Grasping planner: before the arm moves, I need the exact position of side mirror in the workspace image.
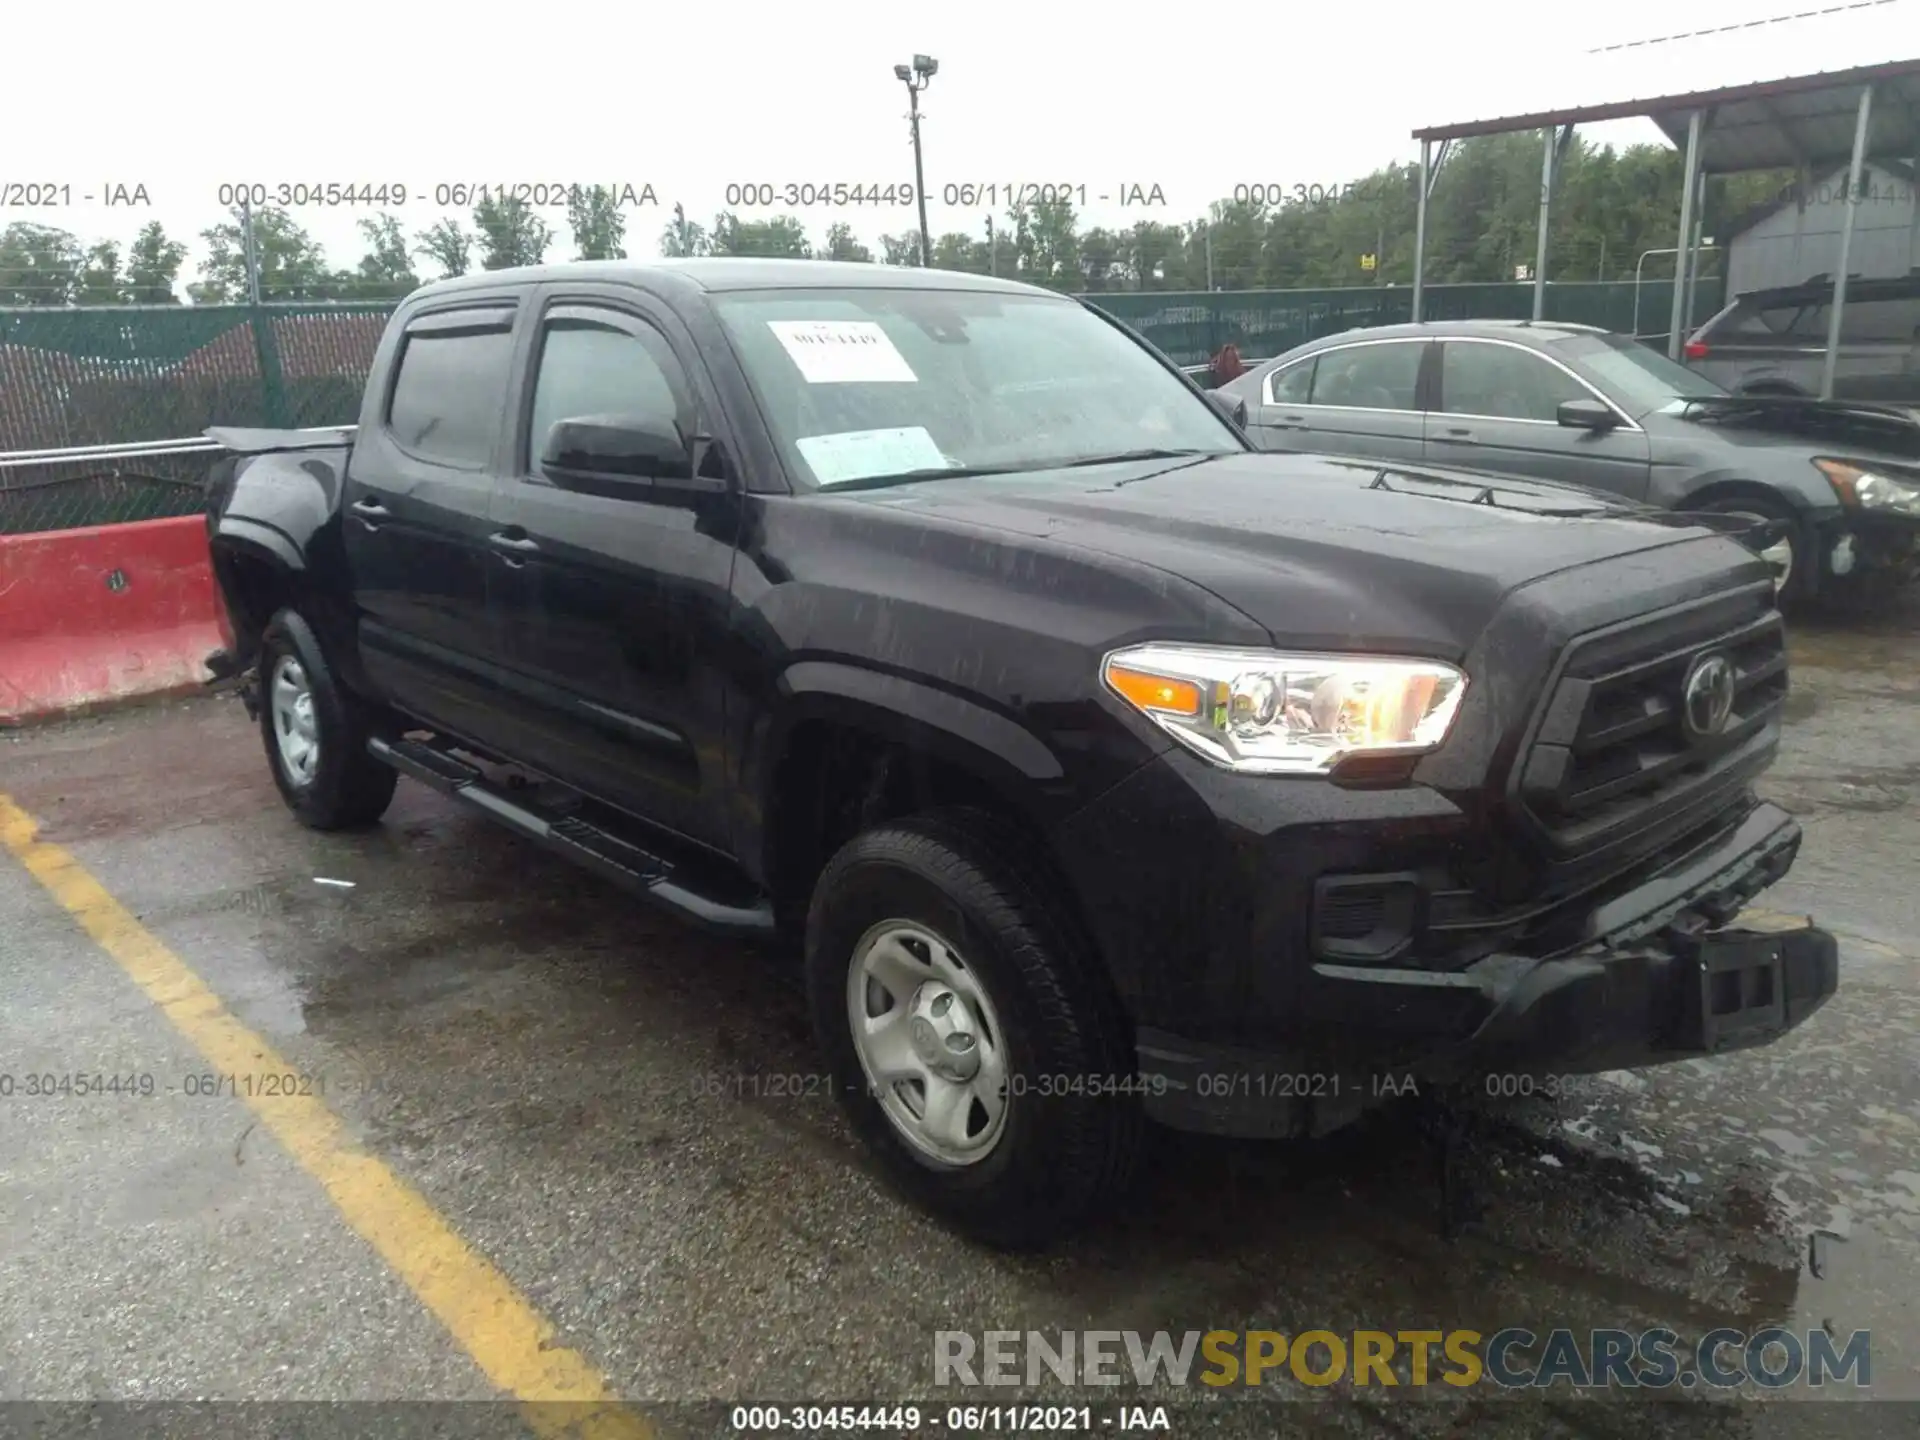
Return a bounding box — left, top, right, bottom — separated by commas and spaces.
1206, 390, 1248, 428
1557, 398, 1618, 431
541, 415, 725, 497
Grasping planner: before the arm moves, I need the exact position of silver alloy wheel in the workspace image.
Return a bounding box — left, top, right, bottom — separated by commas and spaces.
847, 920, 1011, 1167
270, 654, 321, 788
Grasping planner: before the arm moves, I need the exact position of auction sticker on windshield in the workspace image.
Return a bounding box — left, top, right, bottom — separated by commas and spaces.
769, 320, 918, 383
798, 427, 949, 485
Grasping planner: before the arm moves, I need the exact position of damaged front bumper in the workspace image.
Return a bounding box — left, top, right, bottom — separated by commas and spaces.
1138, 802, 1838, 1139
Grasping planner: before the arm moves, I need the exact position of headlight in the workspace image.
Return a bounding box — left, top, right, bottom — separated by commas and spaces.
1102, 644, 1467, 775
1814, 458, 1920, 516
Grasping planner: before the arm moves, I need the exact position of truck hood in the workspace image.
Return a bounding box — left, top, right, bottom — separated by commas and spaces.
845, 452, 1747, 657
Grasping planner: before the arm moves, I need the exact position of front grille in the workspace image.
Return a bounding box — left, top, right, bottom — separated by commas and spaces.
1513, 584, 1788, 861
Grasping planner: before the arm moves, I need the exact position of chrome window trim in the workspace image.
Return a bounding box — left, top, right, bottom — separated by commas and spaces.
1432, 335, 1643, 432
1262, 336, 1427, 414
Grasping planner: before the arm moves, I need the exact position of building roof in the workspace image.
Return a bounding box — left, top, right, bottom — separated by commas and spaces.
1412, 5, 1920, 174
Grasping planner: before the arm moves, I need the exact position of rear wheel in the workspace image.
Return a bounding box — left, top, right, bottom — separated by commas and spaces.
259, 608, 397, 830
805, 809, 1142, 1248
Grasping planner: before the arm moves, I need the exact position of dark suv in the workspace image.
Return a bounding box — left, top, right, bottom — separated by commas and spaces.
1686, 273, 1920, 405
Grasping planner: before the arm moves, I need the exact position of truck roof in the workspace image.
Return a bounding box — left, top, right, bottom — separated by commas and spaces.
413, 258, 1061, 301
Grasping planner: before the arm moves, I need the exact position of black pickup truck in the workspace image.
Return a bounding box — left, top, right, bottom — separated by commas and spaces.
204, 259, 1838, 1246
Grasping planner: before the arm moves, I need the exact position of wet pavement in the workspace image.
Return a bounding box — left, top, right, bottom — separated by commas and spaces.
2, 599, 1917, 1439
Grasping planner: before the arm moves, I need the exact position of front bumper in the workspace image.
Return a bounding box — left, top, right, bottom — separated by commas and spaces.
1126, 801, 1837, 1139
1810, 507, 1920, 590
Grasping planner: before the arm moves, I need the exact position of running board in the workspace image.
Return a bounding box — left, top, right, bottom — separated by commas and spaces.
367, 736, 776, 938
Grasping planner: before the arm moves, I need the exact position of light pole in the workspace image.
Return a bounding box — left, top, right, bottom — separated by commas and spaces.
894, 54, 937, 267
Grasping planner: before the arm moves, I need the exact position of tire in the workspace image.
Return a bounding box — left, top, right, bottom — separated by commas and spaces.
258, 608, 398, 830
805, 809, 1143, 1248
1695, 493, 1807, 606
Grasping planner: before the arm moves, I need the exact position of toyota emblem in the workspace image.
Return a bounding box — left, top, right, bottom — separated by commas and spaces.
1681, 652, 1737, 740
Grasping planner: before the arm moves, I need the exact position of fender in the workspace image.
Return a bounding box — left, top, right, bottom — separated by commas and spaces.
741, 659, 1078, 885
206, 441, 357, 672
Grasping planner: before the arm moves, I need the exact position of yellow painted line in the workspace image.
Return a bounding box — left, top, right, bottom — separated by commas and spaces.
0, 794, 657, 1440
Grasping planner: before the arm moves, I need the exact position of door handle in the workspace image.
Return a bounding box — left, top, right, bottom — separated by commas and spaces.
349, 497, 389, 525
488, 529, 541, 555
1436, 427, 1474, 441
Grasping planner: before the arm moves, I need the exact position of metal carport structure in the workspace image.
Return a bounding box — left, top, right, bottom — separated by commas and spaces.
1407, 11, 1920, 399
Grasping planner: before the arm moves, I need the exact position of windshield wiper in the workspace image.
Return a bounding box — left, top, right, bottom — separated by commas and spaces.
818, 464, 1027, 493
1052, 448, 1223, 468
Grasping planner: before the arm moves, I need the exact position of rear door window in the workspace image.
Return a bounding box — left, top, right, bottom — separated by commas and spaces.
387, 312, 517, 466
1306, 343, 1423, 410
1267, 358, 1314, 405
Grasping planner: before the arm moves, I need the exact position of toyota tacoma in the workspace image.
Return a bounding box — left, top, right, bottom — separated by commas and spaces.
202, 260, 1838, 1246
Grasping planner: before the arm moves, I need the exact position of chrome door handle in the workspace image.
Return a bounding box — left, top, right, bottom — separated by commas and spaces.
349, 497, 389, 518
488, 530, 540, 555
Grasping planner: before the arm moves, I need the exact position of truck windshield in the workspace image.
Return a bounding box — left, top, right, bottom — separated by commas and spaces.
1553, 333, 1729, 418
712, 287, 1246, 490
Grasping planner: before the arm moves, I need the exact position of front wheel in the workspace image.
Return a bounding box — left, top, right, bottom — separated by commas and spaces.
1696, 494, 1805, 605
805, 810, 1142, 1248
258, 608, 397, 830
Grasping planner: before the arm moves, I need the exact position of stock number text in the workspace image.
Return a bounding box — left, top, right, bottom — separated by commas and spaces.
725, 182, 916, 208
730, 1405, 921, 1431
1234, 182, 1357, 207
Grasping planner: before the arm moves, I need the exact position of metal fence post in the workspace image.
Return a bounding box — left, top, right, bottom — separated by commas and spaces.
249, 305, 288, 427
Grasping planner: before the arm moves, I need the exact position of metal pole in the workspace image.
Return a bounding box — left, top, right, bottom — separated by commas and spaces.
1907, 146, 1919, 275
1204, 225, 1214, 291
1532, 127, 1555, 319
908, 87, 931, 268
1413, 140, 1431, 321
1680, 168, 1706, 334
1668, 110, 1703, 360
1822, 83, 1875, 400
986, 214, 996, 277
240, 196, 262, 305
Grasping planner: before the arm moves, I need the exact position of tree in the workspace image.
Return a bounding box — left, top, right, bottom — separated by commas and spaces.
191, 206, 334, 303
709, 213, 811, 257
930, 231, 985, 273
877, 231, 922, 266
567, 186, 628, 260
659, 204, 709, 257
341, 214, 420, 299
0, 222, 85, 304
415, 218, 472, 279
76, 241, 125, 305
473, 195, 551, 270
821, 222, 873, 262
124, 221, 186, 302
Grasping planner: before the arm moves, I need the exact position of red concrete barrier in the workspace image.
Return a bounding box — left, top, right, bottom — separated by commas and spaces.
0, 516, 225, 726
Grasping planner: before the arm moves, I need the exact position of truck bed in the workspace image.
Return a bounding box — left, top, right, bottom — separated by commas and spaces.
206, 425, 358, 456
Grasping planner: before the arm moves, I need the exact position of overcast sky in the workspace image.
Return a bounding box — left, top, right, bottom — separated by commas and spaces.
8, 0, 1915, 288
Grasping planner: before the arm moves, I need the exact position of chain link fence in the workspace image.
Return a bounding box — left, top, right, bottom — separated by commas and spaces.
0, 280, 1726, 534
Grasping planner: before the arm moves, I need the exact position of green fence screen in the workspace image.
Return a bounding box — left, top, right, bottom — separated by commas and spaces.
0, 280, 1726, 533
